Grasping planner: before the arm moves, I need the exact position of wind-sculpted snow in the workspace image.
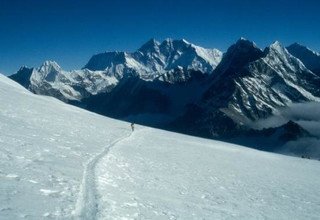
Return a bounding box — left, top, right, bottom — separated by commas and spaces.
1, 74, 320, 219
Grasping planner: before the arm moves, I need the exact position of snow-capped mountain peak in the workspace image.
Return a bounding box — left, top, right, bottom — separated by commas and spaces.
31, 60, 63, 83
84, 38, 222, 77
39, 60, 62, 72
264, 41, 310, 73
213, 38, 263, 76
138, 38, 161, 53
268, 41, 284, 52
236, 37, 259, 48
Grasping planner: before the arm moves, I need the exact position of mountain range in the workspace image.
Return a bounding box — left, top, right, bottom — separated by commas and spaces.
9, 38, 320, 157
10, 39, 222, 101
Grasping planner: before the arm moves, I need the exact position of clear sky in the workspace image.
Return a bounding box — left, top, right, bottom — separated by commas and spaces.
0, 0, 319, 75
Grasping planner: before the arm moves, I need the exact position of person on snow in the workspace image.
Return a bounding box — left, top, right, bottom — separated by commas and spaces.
131, 122, 135, 132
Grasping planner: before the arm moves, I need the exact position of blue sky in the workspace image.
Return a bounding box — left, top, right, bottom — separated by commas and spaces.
0, 0, 319, 75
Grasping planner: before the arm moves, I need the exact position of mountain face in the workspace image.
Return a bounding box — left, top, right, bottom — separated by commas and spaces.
84, 39, 222, 78
171, 39, 320, 138
10, 61, 119, 101
287, 43, 320, 76
9, 66, 33, 88
10, 39, 222, 101
79, 70, 209, 126
9, 38, 320, 154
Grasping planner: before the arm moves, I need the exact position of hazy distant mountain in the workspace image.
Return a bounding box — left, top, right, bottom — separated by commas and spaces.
287, 43, 320, 76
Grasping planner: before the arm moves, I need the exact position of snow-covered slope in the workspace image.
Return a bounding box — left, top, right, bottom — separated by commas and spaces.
1, 74, 320, 219
0, 74, 128, 219
97, 128, 320, 219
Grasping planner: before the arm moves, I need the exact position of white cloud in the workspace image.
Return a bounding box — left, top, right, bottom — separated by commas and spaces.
251, 102, 320, 159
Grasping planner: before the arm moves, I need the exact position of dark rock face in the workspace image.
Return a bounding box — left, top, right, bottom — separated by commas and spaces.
287, 43, 320, 76
83, 52, 127, 72
212, 38, 265, 80
9, 67, 33, 89
82, 77, 171, 118
80, 70, 209, 127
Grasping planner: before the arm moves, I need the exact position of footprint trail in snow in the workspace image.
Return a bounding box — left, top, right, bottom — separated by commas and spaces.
73, 132, 132, 219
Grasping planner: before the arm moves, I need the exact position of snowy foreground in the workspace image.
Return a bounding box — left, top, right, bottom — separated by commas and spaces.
1, 73, 320, 220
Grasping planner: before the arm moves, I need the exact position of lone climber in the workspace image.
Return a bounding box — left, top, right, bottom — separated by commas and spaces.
131, 123, 135, 132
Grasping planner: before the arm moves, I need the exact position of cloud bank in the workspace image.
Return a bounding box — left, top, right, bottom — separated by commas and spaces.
252, 102, 320, 159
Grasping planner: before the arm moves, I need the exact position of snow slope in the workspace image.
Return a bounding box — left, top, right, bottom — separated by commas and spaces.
96, 128, 320, 219
0, 74, 130, 219
1, 74, 320, 219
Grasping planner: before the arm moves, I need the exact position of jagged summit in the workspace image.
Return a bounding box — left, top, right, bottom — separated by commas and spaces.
138, 38, 160, 53
83, 38, 222, 76
236, 37, 259, 47
9, 66, 34, 89
39, 60, 62, 72
264, 41, 290, 59
159, 38, 192, 50
213, 38, 263, 75
263, 41, 313, 74
270, 40, 282, 49
162, 38, 190, 44
232, 38, 261, 52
